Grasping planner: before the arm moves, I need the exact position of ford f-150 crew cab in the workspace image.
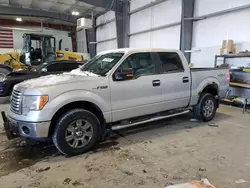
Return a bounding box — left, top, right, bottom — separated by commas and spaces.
2, 48, 229, 156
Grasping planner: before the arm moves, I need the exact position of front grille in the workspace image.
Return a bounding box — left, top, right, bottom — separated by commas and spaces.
10, 89, 22, 114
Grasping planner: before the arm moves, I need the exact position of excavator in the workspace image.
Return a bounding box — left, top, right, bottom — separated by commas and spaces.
0, 33, 84, 79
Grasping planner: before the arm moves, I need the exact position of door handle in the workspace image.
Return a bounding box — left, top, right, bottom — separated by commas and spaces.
152, 80, 161, 87
182, 77, 189, 83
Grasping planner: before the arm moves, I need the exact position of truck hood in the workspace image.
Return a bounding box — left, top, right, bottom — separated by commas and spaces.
17, 70, 101, 89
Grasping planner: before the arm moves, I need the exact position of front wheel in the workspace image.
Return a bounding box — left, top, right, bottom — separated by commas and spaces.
194, 93, 217, 122
52, 109, 101, 156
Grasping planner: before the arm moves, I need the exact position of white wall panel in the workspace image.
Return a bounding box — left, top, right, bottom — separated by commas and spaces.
96, 10, 117, 53
130, 0, 152, 11
129, 0, 181, 49
153, 0, 181, 27
151, 25, 180, 49
96, 21, 117, 41
130, 25, 180, 49
96, 39, 117, 53
191, 9, 250, 67
96, 11, 115, 25
129, 32, 151, 48
195, 0, 250, 16
130, 8, 151, 34
0, 48, 14, 53
130, 0, 181, 34
77, 29, 88, 53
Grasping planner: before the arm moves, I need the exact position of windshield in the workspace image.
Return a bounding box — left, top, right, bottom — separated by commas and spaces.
80, 53, 124, 76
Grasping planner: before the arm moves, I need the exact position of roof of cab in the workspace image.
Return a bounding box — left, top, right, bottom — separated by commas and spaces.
98, 48, 180, 55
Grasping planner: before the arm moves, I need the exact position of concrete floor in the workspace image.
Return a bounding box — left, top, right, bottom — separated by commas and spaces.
0, 104, 249, 188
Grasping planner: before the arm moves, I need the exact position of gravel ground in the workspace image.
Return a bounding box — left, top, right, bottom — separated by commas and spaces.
0, 104, 249, 188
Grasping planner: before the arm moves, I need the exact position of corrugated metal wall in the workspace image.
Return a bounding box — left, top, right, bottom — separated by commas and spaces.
129, 0, 181, 49
96, 11, 117, 53
191, 0, 250, 67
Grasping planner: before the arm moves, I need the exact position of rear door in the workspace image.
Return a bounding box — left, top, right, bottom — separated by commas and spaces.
156, 52, 191, 110
110, 52, 162, 122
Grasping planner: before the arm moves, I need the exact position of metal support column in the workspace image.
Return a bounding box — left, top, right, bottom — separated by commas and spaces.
86, 16, 97, 58
180, 0, 195, 63
115, 0, 130, 48
71, 27, 77, 52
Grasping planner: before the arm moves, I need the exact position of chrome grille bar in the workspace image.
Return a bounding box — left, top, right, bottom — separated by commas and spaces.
10, 89, 22, 114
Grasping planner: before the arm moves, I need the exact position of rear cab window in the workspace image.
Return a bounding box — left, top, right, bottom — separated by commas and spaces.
156, 52, 184, 73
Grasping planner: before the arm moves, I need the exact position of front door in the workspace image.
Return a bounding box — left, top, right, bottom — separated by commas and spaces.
110, 52, 162, 122
155, 52, 191, 110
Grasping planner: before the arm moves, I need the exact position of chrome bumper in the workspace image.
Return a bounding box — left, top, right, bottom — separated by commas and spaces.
6, 115, 51, 139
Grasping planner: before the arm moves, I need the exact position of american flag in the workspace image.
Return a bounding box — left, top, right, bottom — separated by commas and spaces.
0, 29, 13, 49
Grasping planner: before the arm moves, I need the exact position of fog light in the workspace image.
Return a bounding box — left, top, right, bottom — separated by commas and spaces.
22, 126, 30, 135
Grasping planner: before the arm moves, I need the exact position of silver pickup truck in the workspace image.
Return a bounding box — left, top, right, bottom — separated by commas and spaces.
2, 48, 229, 155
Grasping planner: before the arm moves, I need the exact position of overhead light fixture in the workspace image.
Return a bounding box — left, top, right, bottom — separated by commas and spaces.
16, 17, 22, 22
72, 11, 79, 16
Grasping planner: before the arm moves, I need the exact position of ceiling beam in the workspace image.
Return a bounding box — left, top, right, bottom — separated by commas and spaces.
0, 6, 78, 23
78, 0, 115, 10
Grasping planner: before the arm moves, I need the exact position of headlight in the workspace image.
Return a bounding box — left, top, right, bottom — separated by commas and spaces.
22, 95, 49, 115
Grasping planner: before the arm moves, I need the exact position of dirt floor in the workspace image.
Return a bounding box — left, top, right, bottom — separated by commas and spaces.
0, 104, 250, 188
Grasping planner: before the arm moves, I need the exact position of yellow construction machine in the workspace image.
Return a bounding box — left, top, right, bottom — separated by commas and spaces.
0, 33, 83, 79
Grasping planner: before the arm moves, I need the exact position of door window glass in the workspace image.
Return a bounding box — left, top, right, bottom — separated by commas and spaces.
157, 52, 184, 73
120, 52, 155, 77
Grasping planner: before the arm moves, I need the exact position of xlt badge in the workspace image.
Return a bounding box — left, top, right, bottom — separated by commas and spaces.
93, 86, 108, 90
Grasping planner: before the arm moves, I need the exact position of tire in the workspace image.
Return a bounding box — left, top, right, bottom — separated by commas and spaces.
0, 67, 11, 80
52, 109, 101, 156
194, 93, 217, 122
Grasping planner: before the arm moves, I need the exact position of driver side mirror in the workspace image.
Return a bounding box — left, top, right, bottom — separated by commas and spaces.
41, 68, 47, 72
114, 68, 134, 81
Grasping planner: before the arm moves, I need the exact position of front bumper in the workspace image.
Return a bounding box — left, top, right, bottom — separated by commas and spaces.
2, 111, 51, 139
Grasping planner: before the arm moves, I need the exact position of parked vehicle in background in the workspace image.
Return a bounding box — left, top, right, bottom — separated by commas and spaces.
2, 48, 229, 156
0, 60, 84, 98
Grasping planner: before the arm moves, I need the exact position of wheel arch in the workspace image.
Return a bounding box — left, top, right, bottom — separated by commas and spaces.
49, 101, 105, 138
199, 82, 219, 108
200, 82, 219, 96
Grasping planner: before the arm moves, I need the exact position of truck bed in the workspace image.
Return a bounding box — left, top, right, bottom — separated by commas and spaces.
190, 67, 229, 106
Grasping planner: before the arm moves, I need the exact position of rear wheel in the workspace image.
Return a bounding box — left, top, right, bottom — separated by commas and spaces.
0, 67, 11, 80
52, 109, 101, 156
194, 93, 217, 122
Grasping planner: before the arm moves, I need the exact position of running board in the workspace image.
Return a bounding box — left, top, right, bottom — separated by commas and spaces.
111, 110, 190, 131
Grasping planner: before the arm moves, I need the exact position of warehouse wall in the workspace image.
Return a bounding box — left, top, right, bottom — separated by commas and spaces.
129, 0, 181, 49
96, 11, 117, 53
77, 29, 88, 53
191, 0, 250, 67
0, 27, 72, 54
